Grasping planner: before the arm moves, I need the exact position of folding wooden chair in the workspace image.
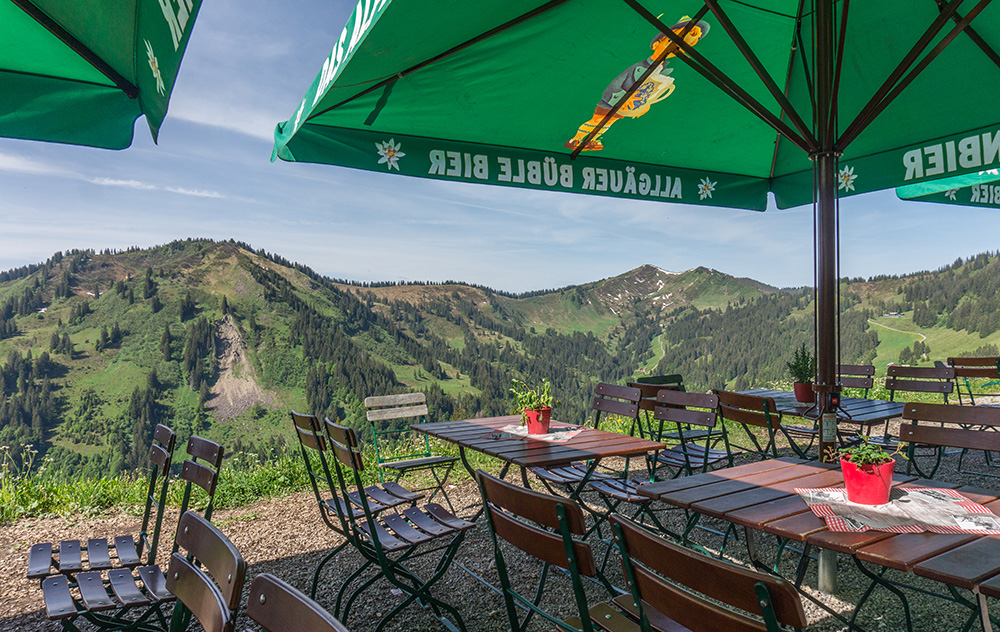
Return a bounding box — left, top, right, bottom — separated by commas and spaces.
872, 365, 956, 448
164, 511, 247, 632
478, 470, 610, 632
947, 356, 1000, 405
839, 364, 875, 398
35, 435, 226, 632
714, 390, 798, 459
247, 573, 350, 632
324, 418, 473, 631
531, 383, 641, 493
606, 513, 808, 632
365, 392, 459, 512
290, 410, 423, 599
898, 402, 1000, 478
28, 424, 175, 583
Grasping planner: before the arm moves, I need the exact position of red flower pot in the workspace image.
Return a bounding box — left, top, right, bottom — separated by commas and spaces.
840, 457, 895, 505
793, 382, 815, 403
524, 407, 551, 434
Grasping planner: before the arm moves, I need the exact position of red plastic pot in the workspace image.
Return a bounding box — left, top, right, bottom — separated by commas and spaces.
840, 457, 895, 505
793, 382, 815, 403
524, 407, 551, 434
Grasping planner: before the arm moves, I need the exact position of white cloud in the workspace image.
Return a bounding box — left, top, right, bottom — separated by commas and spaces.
88, 177, 225, 199
0, 152, 74, 177
168, 95, 278, 141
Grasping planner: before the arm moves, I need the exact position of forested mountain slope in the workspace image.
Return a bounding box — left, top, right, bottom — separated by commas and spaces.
0, 239, 996, 476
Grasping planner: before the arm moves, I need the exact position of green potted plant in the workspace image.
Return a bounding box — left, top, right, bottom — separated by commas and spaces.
786, 342, 816, 403
827, 436, 906, 505
509, 377, 560, 434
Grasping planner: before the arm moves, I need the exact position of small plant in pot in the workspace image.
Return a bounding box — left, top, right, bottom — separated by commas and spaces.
826, 435, 907, 505
510, 378, 560, 434
786, 342, 816, 403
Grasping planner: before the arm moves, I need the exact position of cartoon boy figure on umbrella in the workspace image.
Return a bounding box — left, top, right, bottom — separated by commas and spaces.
565, 15, 709, 152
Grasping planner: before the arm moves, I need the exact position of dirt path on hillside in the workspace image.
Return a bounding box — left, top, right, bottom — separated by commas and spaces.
206, 315, 274, 420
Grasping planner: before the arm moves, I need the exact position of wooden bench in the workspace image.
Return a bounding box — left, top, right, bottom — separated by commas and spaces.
947, 356, 1000, 405
898, 402, 1000, 477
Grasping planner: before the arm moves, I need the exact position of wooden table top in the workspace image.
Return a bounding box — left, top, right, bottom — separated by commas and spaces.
740, 389, 905, 427
414, 415, 665, 469
638, 458, 1000, 590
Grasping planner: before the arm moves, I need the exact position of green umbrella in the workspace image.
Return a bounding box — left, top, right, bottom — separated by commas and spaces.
1, 0, 203, 149
897, 170, 1000, 208
273, 0, 1000, 457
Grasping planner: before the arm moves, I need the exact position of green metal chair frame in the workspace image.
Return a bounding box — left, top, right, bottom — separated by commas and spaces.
36, 435, 226, 632
247, 573, 351, 632
947, 356, 1000, 405
323, 418, 473, 632
290, 410, 422, 601
477, 470, 607, 632
28, 424, 176, 583
164, 511, 247, 632
365, 393, 458, 512
608, 513, 807, 632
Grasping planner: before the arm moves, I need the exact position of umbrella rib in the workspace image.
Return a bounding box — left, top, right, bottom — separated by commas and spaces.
11, 0, 139, 99
702, 0, 817, 151
843, 0, 993, 149
307, 0, 571, 122
769, 0, 811, 181
838, 0, 982, 148
619, 0, 814, 155
936, 0, 1000, 69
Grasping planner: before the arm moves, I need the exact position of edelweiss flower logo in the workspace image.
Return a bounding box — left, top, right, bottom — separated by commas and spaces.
145, 40, 165, 96
698, 177, 717, 200
375, 139, 405, 171
946, 189, 958, 201
838, 165, 857, 192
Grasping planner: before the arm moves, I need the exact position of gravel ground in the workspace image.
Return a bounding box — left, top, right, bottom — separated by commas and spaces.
5, 419, 1000, 632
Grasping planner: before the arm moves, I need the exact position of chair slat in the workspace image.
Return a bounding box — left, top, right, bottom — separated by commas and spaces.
480, 471, 587, 534
77, 571, 118, 610
903, 402, 1000, 427
899, 423, 1000, 452
108, 569, 150, 606
165, 554, 230, 632
173, 511, 247, 611
114, 536, 140, 567
58, 540, 82, 573
888, 365, 955, 379
365, 393, 426, 408
382, 512, 436, 545
137, 565, 173, 602
186, 436, 224, 467
41, 575, 78, 619
423, 503, 475, 531
886, 378, 954, 394
181, 459, 219, 496
487, 504, 596, 576
247, 574, 350, 632
86, 538, 112, 570
367, 404, 429, 422
27, 543, 53, 578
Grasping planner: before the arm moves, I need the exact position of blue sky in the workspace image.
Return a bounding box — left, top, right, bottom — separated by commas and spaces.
1, 0, 998, 294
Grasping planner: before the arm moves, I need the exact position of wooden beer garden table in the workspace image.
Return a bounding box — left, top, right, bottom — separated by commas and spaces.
637, 458, 1000, 632
413, 415, 665, 500
740, 388, 905, 438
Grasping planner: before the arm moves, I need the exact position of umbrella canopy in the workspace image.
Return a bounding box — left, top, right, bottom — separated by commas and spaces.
273, 0, 1000, 456
897, 170, 1000, 208
1, 0, 203, 149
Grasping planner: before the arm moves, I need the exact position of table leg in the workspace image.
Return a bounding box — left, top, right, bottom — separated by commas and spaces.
818, 548, 838, 594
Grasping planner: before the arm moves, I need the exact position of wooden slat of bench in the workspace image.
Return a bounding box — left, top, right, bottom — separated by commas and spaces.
27, 543, 53, 578
58, 540, 82, 573
899, 423, 1000, 452
114, 535, 140, 567
379, 455, 457, 471
41, 575, 79, 619
77, 571, 117, 611
86, 538, 112, 570
108, 568, 151, 606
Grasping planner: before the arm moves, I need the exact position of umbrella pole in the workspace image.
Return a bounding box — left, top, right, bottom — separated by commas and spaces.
815, 0, 841, 597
